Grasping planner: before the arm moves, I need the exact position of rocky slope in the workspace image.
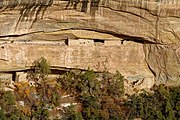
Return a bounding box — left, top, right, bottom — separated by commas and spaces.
0, 0, 179, 85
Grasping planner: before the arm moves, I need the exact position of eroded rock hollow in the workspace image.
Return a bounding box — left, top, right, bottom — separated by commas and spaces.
0, 0, 179, 85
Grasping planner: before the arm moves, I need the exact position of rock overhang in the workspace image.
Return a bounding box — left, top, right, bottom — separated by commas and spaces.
0, 0, 179, 84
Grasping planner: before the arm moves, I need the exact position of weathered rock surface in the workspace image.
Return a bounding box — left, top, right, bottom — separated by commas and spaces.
0, 0, 179, 85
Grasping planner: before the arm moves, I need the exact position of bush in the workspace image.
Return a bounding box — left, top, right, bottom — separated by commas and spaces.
126, 85, 179, 120
27, 57, 51, 83
58, 69, 126, 120
62, 105, 84, 120
0, 90, 31, 119
106, 70, 124, 99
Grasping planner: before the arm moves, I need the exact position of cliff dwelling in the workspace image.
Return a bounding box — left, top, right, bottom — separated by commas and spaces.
0, 0, 179, 119
0, 0, 179, 86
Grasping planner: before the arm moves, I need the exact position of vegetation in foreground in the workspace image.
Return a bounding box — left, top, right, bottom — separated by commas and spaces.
0, 57, 179, 120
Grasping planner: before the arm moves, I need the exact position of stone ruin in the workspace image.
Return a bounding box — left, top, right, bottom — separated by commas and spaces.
0, 0, 179, 89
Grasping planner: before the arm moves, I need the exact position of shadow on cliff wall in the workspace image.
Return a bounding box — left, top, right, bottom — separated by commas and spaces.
0, 0, 101, 31
0, 0, 101, 32
0, 0, 53, 31
65, 0, 100, 17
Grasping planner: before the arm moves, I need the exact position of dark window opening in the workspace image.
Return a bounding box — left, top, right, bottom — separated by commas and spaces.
94, 39, 104, 43
65, 39, 69, 45
12, 72, 16, 82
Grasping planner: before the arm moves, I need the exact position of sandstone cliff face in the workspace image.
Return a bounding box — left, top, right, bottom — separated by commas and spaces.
0, 0, 179, 84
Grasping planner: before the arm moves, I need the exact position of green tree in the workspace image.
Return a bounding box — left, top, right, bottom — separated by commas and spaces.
27, 57, 51, 119
27, 57, 51, 82
126, 85, 178, 120
58, 69, 126, 120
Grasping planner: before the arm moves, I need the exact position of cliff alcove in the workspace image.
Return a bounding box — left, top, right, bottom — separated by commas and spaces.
0, 0, 179, 86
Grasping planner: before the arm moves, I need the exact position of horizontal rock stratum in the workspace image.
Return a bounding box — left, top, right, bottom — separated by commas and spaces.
0, 0, 179, 84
